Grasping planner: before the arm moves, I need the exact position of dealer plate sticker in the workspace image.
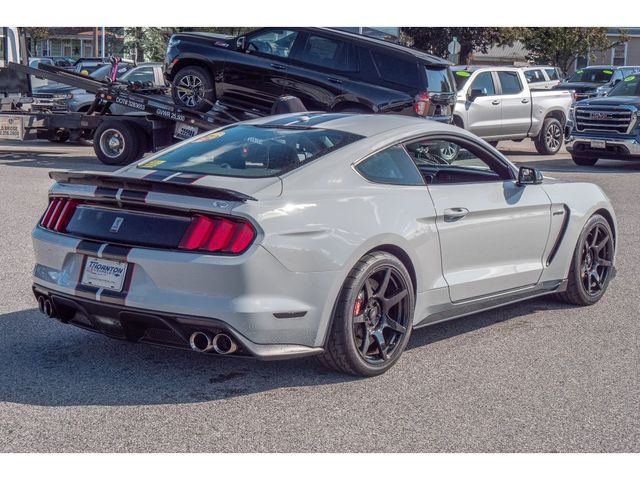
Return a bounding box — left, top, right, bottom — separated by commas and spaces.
81, 257, 128, 292
0, 116, 24, 140
590, 140, 606, 149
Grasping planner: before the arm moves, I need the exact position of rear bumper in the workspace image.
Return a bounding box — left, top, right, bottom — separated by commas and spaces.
32, 285, 323, 360
32, 226, 343, 350
565, 132, 640, 159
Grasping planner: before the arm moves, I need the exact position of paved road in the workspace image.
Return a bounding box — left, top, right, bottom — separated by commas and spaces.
0, 140, 638, 452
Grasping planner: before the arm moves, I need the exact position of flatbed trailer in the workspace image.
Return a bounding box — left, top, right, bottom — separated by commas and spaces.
1, 61, 303, 165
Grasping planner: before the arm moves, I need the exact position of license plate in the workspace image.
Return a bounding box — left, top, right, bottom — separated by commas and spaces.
590, 140, 606, 149
174, 122, 199, 140
81, 257, 128, 292
0, 116, 24, 140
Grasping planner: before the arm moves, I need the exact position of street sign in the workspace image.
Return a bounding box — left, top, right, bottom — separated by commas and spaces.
448, 38, 461, 56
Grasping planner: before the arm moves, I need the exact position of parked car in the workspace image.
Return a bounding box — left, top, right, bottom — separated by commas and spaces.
565, 72, 640, 165
32, 113, 616, 376
520, 65, 563, 90
42, 56, 74, 71
554, 65, 625, 101
68, 62, 164, 113
74, 58, 132, 76
452, 66, 573, 154
164, 27, 456, 122
31, 61, 139, 113
595, 66, 640, 96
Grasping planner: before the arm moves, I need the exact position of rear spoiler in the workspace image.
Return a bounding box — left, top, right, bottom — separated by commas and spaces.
49, 171, 257, 202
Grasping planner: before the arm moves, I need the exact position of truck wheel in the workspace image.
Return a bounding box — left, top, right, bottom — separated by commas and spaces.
171, 66, 215, 112
534, 117, 563, 155
571, 154, 598, 167
93, 121, 141, 166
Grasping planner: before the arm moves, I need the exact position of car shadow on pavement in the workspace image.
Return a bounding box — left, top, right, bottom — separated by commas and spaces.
0, 298, 576, 408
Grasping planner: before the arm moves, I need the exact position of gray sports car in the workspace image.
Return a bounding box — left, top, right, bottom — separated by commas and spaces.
32, 113, 617, 376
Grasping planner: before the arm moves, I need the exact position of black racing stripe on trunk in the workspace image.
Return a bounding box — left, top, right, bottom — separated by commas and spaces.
120, 190, 148, 203
169, 173, 206, 184
143, 170, 175, 181
76, 239, 102, 257
94, 187, 119, 199
101, 244, 131, 262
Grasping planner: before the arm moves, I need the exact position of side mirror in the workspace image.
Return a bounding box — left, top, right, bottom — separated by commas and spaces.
236, 36, 247, 52
517, 166, 543, 186
468, 88, 486, 101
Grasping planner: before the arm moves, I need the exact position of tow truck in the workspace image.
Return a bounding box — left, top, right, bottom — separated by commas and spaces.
0, 27, 303, 165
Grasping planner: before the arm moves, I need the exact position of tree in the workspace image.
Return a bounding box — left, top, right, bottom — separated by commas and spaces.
520, 28, 628, 74
124, 27, 145, 62
22, 27, 50, 56
401, 27, 520, 64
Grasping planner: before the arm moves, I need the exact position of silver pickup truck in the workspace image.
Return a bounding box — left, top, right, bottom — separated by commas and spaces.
453, 66, 573, 155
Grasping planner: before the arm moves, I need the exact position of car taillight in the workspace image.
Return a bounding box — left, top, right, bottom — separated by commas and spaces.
40, 197, 79, 232
414, 91, 431, 117
179, 214, 256, 254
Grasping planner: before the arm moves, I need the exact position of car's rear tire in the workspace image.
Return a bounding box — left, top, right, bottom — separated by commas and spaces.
319, 252, 415, 377
571, 154, 598, 166
171, 66, 215, 112
93, 120, 141, 166
534, 117, 563, 155
555, 214, 614, 306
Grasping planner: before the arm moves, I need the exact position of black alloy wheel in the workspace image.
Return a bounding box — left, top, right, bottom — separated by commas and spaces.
320, 252, 415, 376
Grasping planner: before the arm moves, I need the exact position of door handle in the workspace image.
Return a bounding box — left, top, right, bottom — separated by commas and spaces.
270, 63, 287, 71
327, 77, 343, 84
491, 100, 500, 105
443, 207, 469, 222
521, 98, 530, 103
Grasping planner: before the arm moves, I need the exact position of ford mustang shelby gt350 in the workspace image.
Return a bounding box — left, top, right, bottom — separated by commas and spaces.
32, 113, 617, 376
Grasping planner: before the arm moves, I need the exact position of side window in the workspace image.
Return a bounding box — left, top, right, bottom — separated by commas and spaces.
404, 138, 512, 184
524, 69, 544, 83
246, 29, 298, 59
124, 67, 155, 84
545, 68, 559, 80
497, 71, 523, 95
356, 145, 425, 186
370, 50, 419, 88
295, 35, 357, 72
470, 72, 496, 96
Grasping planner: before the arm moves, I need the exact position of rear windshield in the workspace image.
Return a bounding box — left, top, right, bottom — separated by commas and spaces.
425, 67, 453, 92
567, 68, 613, 83
138, 124, 363, 177
608, 74, 640, 97
452, 69, 473, 90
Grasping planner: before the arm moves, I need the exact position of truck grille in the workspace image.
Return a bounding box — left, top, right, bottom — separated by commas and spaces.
575, 106, 636, 134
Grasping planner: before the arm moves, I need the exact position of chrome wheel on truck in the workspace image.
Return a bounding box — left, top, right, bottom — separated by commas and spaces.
535, 117, 563, 155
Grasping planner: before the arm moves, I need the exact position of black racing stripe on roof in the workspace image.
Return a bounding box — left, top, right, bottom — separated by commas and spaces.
261, 113, 352, 127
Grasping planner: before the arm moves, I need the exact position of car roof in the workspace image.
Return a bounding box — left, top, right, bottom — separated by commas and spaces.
246, 112, 457, 138
452, 65, 520, 72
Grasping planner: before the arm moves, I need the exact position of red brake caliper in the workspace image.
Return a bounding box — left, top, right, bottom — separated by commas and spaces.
353, 292, 364, 316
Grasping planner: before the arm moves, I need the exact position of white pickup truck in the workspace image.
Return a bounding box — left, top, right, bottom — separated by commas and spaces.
452, 66, 574, 155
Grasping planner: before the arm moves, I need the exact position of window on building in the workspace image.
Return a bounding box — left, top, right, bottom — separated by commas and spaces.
612, 43, 627, 66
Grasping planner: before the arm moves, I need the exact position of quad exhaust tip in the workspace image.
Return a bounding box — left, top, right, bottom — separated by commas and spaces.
37, 295, 56, 318
189, 331, 238, 355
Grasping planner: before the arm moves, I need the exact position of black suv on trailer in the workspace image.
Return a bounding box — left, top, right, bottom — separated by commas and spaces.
164, 27, 455, 122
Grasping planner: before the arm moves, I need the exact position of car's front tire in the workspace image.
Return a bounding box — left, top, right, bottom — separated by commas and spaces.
320, 252, 415, 376
171, 66, 215, 112
556, 214, 614, 305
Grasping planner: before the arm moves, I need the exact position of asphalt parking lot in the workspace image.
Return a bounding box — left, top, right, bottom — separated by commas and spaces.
0, 139, 638, 453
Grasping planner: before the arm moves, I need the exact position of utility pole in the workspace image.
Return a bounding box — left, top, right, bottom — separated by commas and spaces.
93, 27, 99, 57
101, 27, 106, 57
